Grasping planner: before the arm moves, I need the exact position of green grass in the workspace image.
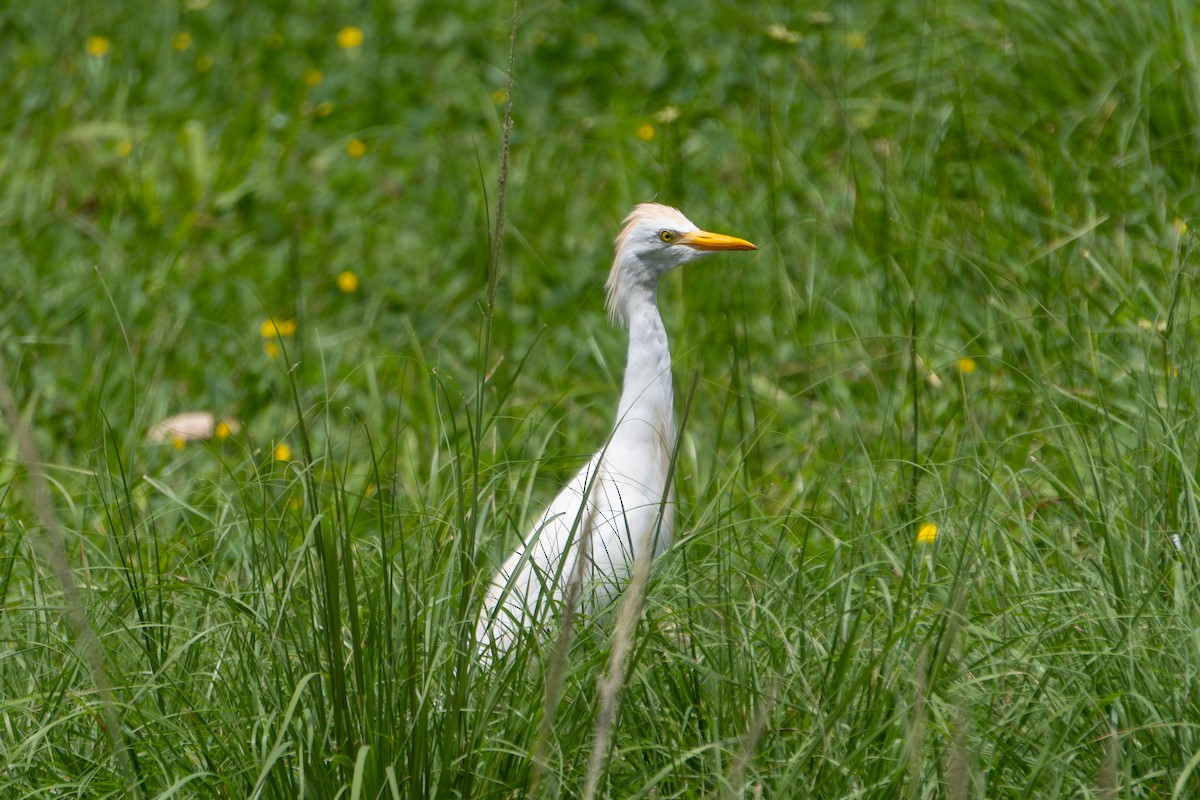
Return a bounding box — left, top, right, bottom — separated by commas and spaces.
3, 0, 1200, 797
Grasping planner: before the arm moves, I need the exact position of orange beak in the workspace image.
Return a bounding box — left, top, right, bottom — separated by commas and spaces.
678, 229, 757, 251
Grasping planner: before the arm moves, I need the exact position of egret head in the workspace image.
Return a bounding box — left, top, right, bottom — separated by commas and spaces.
605, 203, 756, 325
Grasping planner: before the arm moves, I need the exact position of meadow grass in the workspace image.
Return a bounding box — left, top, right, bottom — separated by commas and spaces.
2, 0, 1200, 797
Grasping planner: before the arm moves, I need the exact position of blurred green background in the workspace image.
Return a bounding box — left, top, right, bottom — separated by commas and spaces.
2, 0, 1200, 797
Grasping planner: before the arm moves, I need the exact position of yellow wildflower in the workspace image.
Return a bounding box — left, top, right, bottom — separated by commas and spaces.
957, 357, 977, 374
274, 443, 292, 462
265, 341, 281, 359
337, 270, 359, 293
171, 434, 187, 450
303, 67, 323, 87
337, 26, 364, 49
491, 88, 508, 106
346, 139, 366, 158
917, 523, 938, 544
114, 139, 133, 158
196, 54, 214, 73
636, 123, 656, 142
215, 420, 233, 440
260, 318, 297, 338
314, 101, 335, 117
86, 36, 111, 58
1174, 217, 1188, 235
172, 32, 192, 51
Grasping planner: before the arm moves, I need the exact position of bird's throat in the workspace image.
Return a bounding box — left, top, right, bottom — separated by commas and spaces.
613, 286, 676, 456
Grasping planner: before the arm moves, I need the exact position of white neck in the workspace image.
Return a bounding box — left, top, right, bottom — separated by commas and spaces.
612, 280, 675, 453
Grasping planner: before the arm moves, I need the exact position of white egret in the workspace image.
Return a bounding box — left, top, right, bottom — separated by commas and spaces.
477, 203, 756, 658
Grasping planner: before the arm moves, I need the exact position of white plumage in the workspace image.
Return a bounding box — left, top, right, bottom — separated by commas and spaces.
477, 203, 756, 658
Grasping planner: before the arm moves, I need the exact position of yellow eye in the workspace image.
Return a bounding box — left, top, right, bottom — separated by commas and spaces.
659, 230, 676, 243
